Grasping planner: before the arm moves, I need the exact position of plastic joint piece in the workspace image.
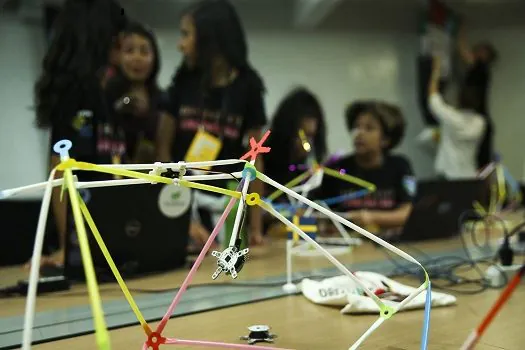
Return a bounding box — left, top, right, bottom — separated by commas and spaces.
149, 162, 167, 184
178, 161, 187, 178
379, 304, 395, 320
146, 331, 166, 350
53, 140, 72, 160
245, 193, 261, 206
242, 163, 257, 180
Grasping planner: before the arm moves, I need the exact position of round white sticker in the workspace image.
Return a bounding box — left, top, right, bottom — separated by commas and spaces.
158, 185, 192, 218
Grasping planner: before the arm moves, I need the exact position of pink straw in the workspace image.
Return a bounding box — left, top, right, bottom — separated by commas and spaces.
165, 337, 292, 350
156, 181, 243, 334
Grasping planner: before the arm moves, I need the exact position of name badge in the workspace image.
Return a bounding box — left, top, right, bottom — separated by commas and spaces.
184, 129, 222, 169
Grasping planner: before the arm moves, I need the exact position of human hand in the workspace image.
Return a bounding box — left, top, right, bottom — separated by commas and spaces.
348, 209, 373, 227
189, 221, 212, 247
249, 230, 265, 246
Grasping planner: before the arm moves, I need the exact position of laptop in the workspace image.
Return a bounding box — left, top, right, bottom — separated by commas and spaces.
397, 179, 488, 242
65, 183, 192, 281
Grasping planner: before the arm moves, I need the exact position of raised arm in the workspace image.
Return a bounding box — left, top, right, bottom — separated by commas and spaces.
457, 23, 475, 66
428, 58, 467, 127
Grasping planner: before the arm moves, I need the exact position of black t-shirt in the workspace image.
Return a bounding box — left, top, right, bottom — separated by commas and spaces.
315, 154, 415, 212
104, 85, 160, 163
49, 87, 119, 181
165, 69, 267, 195
166, 70, 267, 167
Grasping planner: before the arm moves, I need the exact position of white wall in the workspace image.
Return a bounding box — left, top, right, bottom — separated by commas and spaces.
469, 27, 525, 180
0, 15, 48, 198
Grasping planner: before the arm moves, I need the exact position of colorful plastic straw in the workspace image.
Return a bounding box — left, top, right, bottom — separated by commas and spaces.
1, 133, 432, 350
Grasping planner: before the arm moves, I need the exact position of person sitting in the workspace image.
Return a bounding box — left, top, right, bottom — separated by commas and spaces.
264, 87, 327, 193
315, 101, 415, 235
156, 0, 268, 246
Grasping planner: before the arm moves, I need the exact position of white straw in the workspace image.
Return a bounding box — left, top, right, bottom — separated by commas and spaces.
21, 170, 56, 350
348, 317, 385, 350
0, 178, 63, 199
228, 170, 252, 247
95, 159, 246, 170
76, 178, 149, 188
285, 239, 294, 286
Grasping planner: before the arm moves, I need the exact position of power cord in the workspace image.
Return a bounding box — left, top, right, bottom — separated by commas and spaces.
381, 210, 525, 295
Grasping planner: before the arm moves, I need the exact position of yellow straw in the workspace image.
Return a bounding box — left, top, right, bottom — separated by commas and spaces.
63, 169, 111, 349
267, 169, 313, 201
58, 160, 241, 199
179, 179, 241, 199
473, 201, 487, 216
496, 164, 506, 208
79, 199, 152, 336
323, 167, 376, 191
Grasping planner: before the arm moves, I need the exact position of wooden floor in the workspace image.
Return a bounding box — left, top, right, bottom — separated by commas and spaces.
1, 233, 524, 350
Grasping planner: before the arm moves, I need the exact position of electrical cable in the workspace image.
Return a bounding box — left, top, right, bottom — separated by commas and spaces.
380, 209, 525, 295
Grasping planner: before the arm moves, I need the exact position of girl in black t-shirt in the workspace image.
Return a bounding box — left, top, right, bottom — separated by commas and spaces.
264, 87, 327, 195
105, 22, 162, 164
156, 0, 267, 246
31, 0, 127, 268
317, 101, 415, 233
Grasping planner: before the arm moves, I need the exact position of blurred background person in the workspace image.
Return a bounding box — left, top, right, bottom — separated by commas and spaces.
428, 58, 487, 179
457, 22, 498, 170
264, 87, 327, 191
105, 21, 162, 164
31, 0, 127, 269
156, 0, 268, 246
316, 100, 415, 234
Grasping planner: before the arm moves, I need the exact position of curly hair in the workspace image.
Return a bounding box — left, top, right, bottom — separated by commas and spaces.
345, 100, 406, 151
34, 0, 126, 128
170, 0, 264, 95
266, 87, 327, 166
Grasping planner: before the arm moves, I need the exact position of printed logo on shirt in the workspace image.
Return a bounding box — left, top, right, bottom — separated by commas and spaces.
402, 176, 417, 197
343, 189, 395, 210
178, 105, 243, 139
72, 110, 94, 138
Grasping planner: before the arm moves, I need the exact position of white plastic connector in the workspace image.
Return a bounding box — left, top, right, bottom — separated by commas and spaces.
178, 161, 187, 179
282, 283, 299, 294
149, 162, 166, 184
485, 264, 524, 287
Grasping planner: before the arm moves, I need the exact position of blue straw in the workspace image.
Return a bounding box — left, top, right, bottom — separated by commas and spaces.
421, 281, 432, 350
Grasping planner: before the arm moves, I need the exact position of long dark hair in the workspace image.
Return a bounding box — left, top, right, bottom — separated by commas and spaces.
34, 0, 126, 128
458, 85, 493, 167
266, 87, 327, 166
105, 21, 161, 104
170, 0, 263, 94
